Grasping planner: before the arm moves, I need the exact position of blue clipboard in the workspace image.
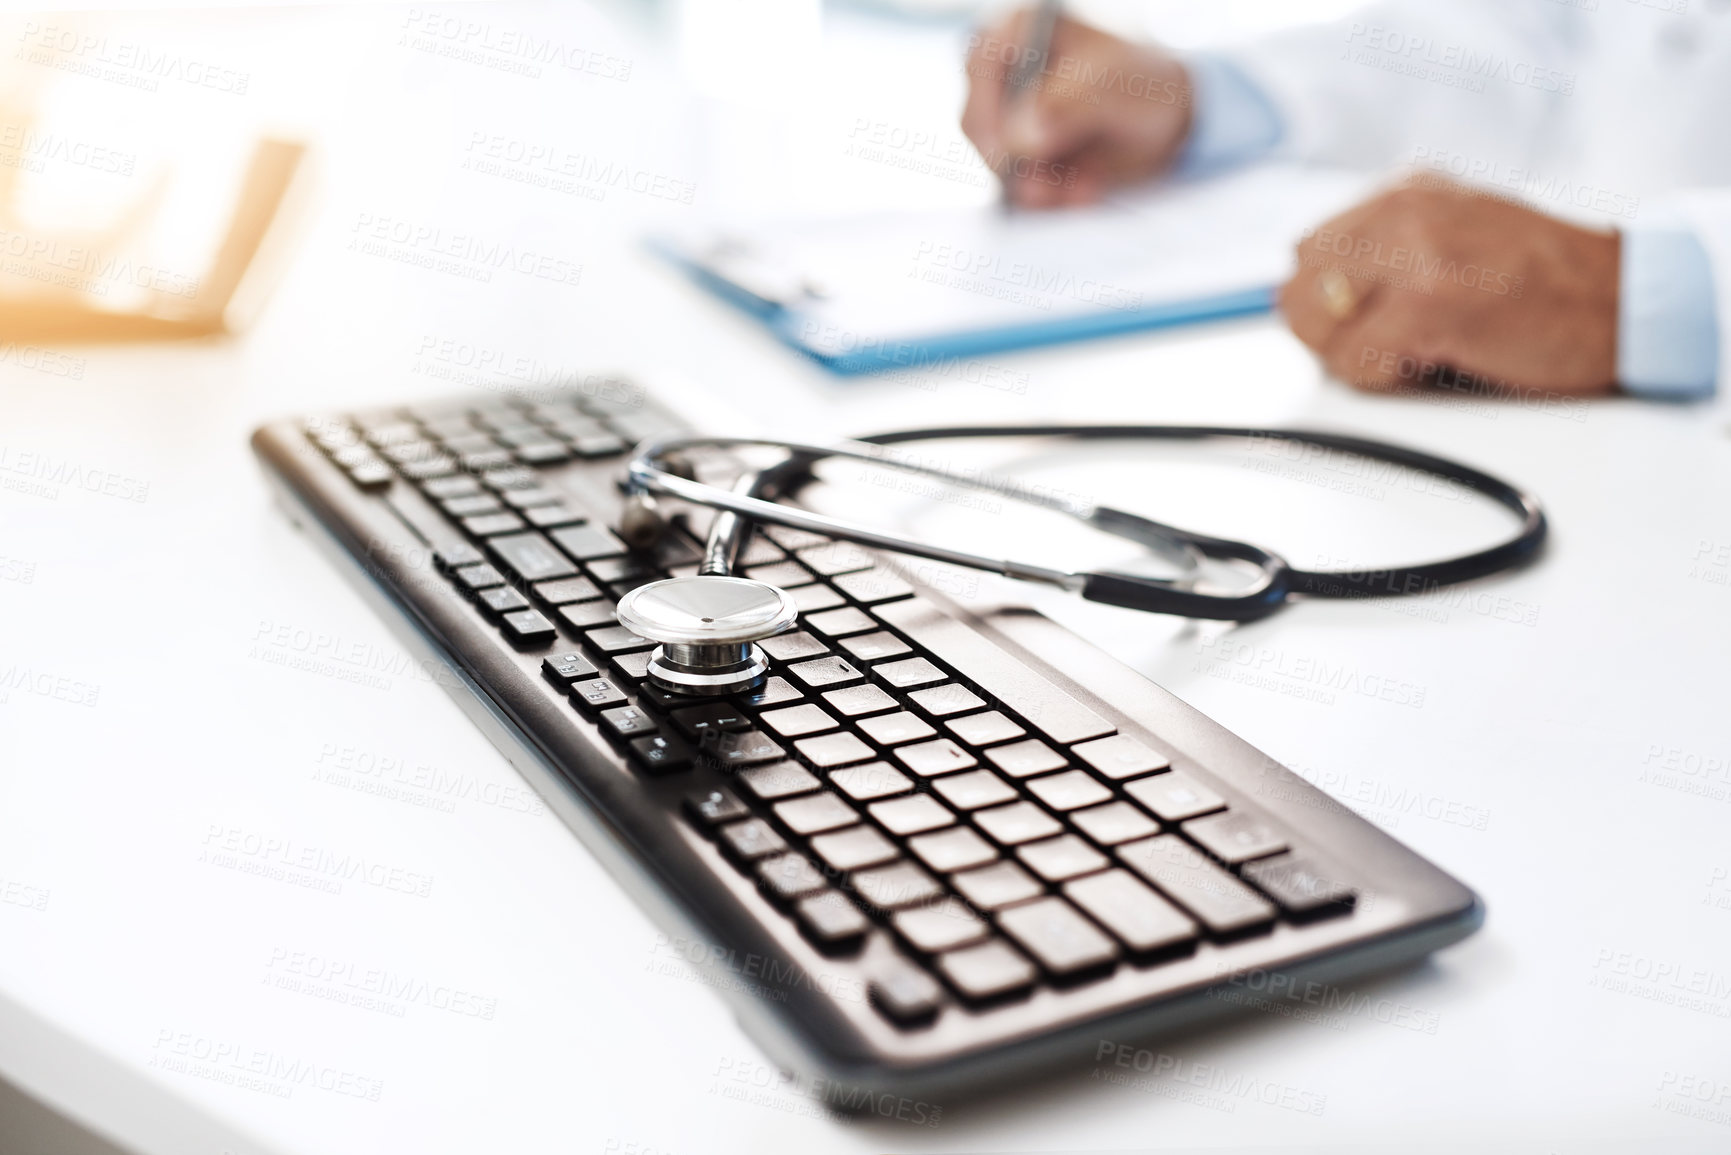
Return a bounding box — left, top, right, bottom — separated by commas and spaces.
652, 233, 1276, 375
651, 166, 1366, 377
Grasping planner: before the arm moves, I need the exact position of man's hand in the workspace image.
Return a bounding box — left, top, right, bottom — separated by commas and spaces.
1281, 177, 1620, 398
961, 8, 1192, 209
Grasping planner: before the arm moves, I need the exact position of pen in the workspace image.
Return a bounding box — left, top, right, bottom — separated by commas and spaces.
1000, 0, 1061, 209
1005, 0, 1061, 101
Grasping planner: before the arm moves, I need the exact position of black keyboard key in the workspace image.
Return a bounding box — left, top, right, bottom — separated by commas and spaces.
1124, 771, 1226, 823
803, 607, 877, 638
907, 684, 985, 718
857, 711, 937, 746
982, 739, 1067, 778
515, 441, 573, 465
1184, 811, 1288, 865
951, 861, 1042, 911
931, 770, 1017, 811
600, 705, 659, 739
438, 433, 498, 456
936, 940, 1036, 1002
558, 601, 618, 630
610, 651, 653, 683
760, 632, 828, 662
795, 891, 869, 953
672, 702, 751, 738
907, 826, 997, 873
793, 732, 876, 769
809, 826, 899, 872
868, 794, 955, 836
892, 739, 977, 777
821, 684, 898, 717
442, 494, 503, 517
461, 450, 516, 472
433, 542, 485, 569
451, 563, 505, 592
463, 512, 527, 537
477, 586, 531, 616
542, 652, 599, 683
381, 440, 442, 464
533, 576, 601, 604
684, 786, 750, 827
501, 609, 557, 646
550, 523, 626, 560
773, 792, 858, 835
630, 732, 694, 773
744, 561, 814, 589
736, 533, 785, 567
1065, 870, 1198, 957
1240, 853, 1357, 920
838, 631, 912, 663
588, 556, 660, 586
852, 862, 943, 912
786, 656, 864, 690
736, 760, 821, 801
585, 625, 653, 654
869, 961, 944, 1025
569, 677, 628, 713
974, 802, 1062, 846
895, 900, 989, 954
718, 819, 786, 862
399, 455, 458, 480
424, 475, 483, 500
641, 682, 711, 711
489, 532, 579, 582
996, 896, 1118, 979
481, 466, 539, 490
834, 568, 915, 603
499, 486, 566, 509
569, 433, 627, 458
766, 524, 830, 551
944, 710, 1025, 747
1025, 769, 1112, 812
1117, 835, 1276, 937
796, 541, 875, 576
347, 460, 394, 489
524, 503, 586, 529
757, 854, 830, 902
1017, 834, 1110, 882
736, 676, 803, 710
1072, 735, 1170, 781
827, 761, 914, 802
1069, 801, 1158, 846
874, 657, 945, 689
702, 729, 787, 769
758, 703, 839, 739
788, 583, 844, 613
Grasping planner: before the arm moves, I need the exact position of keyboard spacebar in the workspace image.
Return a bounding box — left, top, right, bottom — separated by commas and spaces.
873, 598, 1116, 745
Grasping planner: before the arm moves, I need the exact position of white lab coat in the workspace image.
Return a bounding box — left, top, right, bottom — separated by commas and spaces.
1220, 0, 1731, 390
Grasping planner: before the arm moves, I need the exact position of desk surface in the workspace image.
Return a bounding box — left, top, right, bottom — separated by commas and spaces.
3, 4, 1730, 1154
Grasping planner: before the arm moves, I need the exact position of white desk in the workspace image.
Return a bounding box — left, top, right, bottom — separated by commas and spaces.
3, 4, 1730, 1153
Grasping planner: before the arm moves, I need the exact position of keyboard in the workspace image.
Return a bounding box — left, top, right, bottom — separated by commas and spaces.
252, 383, 1481, 1099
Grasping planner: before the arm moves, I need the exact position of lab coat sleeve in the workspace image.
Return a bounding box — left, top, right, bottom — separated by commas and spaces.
1617, 224, 1718, 400
1216, 0, 1581, 172
1665, 193, 1731, 403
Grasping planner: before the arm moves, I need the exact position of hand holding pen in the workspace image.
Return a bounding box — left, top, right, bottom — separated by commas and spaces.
962, 2, 1195, 209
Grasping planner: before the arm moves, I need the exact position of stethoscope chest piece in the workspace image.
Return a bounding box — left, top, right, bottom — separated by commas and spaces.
616, 575, 799, 695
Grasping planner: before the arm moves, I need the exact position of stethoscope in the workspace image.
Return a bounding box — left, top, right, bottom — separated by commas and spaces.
613, 426, 1547, 696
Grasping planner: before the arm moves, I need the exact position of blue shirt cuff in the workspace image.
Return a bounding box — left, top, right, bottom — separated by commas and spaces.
1172, 53, 1284, 179
1618, 226, 1719, 399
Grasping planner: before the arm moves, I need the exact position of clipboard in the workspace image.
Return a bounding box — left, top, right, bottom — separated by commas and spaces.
653, 164, 1370, 375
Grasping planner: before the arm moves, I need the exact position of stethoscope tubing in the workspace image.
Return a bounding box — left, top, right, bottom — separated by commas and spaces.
626, 425, 1547, 622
